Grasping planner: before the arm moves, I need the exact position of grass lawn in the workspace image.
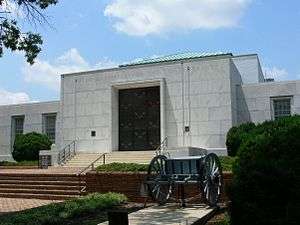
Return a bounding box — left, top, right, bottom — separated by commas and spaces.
0, 193, 128, 225
0, 160, 38, 166
96, 156, 236, 172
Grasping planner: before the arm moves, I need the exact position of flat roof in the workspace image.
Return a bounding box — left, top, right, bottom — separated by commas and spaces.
62, 52, 260, 77
120, 52, 233, 67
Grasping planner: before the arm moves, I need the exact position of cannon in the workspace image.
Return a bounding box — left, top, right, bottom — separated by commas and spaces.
146, 152, 223, 207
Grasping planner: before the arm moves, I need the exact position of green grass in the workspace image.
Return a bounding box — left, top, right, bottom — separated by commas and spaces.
96, 157, 235, 173
0, 192, 127, 225
219, 156, 237, 172
0, 160, 38, 166
96, 162, 149, 172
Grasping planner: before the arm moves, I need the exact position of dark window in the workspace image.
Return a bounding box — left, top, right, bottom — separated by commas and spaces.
273, 98, 292, 119
13, 116, 24, 135
43, 113, 56, 142
11, 115, 25, 151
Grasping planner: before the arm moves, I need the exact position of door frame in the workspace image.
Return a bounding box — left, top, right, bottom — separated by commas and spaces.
110, 78, 166, 151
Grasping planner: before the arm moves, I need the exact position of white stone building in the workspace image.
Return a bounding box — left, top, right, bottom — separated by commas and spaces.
1, 52, 300, 161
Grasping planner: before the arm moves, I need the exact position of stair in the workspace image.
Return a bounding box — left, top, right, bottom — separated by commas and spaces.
0, 173, 85, 200
63, 151, 156, 168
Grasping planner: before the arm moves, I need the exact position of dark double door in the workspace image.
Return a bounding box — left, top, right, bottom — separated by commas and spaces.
119, 86, 160, 151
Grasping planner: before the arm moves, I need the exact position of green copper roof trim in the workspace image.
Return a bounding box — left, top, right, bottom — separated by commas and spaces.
120, 52, 233, 67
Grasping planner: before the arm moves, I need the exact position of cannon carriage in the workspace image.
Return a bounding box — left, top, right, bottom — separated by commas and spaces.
146, 152, 223, 207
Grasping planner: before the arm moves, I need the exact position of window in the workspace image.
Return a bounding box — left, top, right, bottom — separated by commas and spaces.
11, 116, 25, 151
43, 113, 56, 143
272, 97, 292, 120
12, 116, 24, 135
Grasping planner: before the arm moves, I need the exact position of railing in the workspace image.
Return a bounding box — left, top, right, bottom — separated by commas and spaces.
76, 153, 107, 194
58, 140, 76, 165
155, 136, 168, 156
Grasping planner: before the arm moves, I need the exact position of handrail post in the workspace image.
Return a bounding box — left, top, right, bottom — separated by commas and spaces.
103, 154, 106, 165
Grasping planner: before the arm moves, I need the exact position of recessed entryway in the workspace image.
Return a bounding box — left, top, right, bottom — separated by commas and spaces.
118, 86, 160, 151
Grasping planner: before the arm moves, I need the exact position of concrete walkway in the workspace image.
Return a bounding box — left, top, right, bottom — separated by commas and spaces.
99, 204, 215, 225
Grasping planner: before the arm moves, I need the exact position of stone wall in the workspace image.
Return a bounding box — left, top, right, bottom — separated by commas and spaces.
86, 171, 233, 203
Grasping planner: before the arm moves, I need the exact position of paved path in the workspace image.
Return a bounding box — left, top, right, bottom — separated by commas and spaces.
0, 198, 61, 214
99, 204, 215, 225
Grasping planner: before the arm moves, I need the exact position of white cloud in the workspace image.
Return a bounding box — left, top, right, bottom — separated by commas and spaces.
0, 89, 31, 106
22, 48, 118, 91
104, 0, 251, 36
263, 66, 289, 81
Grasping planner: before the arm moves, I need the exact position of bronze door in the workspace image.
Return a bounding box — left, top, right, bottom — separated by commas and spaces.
119, 86, 160, 151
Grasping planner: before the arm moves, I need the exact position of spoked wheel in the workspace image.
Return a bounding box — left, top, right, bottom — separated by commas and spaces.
147, 155, 172, 205
202, 153, 223, 206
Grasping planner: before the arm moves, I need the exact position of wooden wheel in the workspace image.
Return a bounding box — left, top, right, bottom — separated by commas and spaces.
202, 153, 223, 206
147, 155, 172, 205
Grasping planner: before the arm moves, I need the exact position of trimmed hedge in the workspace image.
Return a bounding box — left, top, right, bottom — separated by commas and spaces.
12, 132, 52, 162
0, 192, 127, 225
96, 162, 149, 172
96, 159, 235, 173
226, 122, 255, 156
229, 116, 300, 225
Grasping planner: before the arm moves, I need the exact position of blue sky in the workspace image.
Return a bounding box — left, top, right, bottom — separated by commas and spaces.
0, 0, 300, 104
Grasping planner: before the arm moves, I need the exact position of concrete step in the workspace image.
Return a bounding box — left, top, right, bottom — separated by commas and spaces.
0, 184, 83, 190
0, 179, 85, 186
0, 175, 81, 182
63, 151, 156, 168
0, 193, 80, 200
0, 188, 80, 195
0, 172, 85, 200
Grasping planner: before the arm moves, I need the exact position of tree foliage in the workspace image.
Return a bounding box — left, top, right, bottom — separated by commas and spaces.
12, 132, 52, 161
0, 0, 57, 64
229, 116, 300, 225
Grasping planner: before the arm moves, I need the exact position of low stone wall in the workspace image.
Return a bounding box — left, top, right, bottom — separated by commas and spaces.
86, 171, 233, 203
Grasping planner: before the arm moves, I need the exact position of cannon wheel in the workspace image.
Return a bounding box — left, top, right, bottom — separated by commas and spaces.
147, 155, 172, 205
202, 153, 223, 206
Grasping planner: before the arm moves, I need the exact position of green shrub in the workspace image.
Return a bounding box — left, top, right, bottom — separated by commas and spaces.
0, 192, 127, 225
226, 122, 256, 156
219, 156, 236, 172
229, 116, 300, 225
96, 162, 148, 172
12, 132, 52, 162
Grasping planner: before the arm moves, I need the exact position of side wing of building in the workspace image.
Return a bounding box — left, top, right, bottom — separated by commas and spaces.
241, 81, 300, 122
0, 101, 60, 161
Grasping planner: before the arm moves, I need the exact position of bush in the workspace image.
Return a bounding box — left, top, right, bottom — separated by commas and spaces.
0, 192, 127, 225
96, 162, 148, 172
229, 116, 300, 225
12, 132, 52, 162
219, 156, 237, 172
226, 122, 256, 156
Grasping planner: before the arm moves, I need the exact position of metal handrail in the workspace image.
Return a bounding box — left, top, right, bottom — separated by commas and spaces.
76, 153, 107, 194
58, 140, 76, 165
155, 136, 168, 156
